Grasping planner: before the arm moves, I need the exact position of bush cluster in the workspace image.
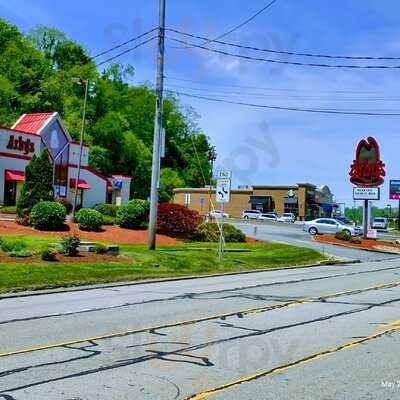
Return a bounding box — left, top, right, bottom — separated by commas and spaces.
93, 243, 108, 254
9, 250, 32, 258
157, 203, 202, 239
94, 203, 119, 217
102, 215, 115, 225
60, 235, 81, 256
30, 201, 66, 230
335, 231, 352, 241
192, 223, 246, 243
41, 246, 58, 261
0, 238, 27, 253
116, 200, 149, 229
76, 208, 103, 231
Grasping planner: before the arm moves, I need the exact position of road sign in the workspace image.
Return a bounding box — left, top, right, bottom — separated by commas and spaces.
390, 180, 400, 200
216, 178, 231, 203
216, 170, 232, 179
353, 187, 380, 200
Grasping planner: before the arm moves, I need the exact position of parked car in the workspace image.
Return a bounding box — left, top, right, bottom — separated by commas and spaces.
259, 213, 283, 222
303, 218, 362, 236
371, 217, 388, 230
242, 209, 262, 219
281, 212, 296, 223
334, 216, 352, 225
207, 210, 229, 219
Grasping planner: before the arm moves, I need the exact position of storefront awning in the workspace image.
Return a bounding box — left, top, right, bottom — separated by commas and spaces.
70, 178, 91, 190
5, 170, 25, 182
249, 196, 270, 205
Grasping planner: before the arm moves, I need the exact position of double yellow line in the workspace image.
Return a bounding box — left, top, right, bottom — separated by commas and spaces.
1, 279, 400, 359
185, 319, 400, 399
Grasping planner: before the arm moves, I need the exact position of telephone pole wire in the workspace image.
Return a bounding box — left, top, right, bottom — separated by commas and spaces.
148, 0, 166, 250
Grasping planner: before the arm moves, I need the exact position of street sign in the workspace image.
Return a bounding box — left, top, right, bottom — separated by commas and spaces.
216, 170, 232, 179
390, 180, 400, 200
353, 187, 380, 200
216, 178, 231, 203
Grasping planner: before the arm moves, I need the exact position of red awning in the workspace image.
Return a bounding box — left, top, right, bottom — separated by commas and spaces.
5, 170, 25, 182
70, 178, 91, 190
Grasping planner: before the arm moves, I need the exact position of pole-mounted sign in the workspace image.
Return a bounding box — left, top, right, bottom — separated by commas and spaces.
349, 136, 385, 239
216, 170, 231, 261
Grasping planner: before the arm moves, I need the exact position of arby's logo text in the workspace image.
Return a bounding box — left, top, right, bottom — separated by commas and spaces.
6, 135, 35, 155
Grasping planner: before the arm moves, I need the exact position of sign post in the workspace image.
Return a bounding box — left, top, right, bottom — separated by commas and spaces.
389, 180, 400, 231
349, 137, 385, 239
216, 171, 231, 261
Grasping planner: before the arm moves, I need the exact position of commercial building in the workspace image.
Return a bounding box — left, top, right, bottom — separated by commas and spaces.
0, 112, 132, 208
173, 183, 335, 221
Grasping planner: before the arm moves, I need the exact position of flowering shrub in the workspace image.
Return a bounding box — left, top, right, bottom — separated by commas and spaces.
157, 203, 202, 238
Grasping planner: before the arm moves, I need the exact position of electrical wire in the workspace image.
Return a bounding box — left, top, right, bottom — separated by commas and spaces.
168, 28, 400, 61
92, 27, 157, 59
167, 36, 400, 69
168, 91, 400, 116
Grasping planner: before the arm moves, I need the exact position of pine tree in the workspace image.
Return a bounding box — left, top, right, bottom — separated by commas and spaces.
17, 150, 54, 216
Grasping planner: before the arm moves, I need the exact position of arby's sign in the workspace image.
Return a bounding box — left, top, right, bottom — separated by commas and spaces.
349, 136, 385, 187
6, 135, 35, 155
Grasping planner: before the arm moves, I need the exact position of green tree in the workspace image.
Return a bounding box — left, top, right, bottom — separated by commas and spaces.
88, 145, 113, 176
17, 150, 54, 217
159, 168, 184, 202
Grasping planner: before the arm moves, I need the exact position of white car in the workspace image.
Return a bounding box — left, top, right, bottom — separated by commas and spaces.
242, 209, 261, 219
303, 218, 362, 236
281, 213, 296, 223
371, 217, 388, 230
259, 213, 284, 222
207, 210, 229, 219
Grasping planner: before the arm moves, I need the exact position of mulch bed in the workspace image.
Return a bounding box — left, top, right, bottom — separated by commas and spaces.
314, 234, 400, 253
0, 221, 177, 245
0, 252, 131, 264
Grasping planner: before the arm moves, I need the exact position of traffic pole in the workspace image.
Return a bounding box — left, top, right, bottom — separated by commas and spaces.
218, 203, 225, 262
148, 0, 166, 250
363, 199, 369, 239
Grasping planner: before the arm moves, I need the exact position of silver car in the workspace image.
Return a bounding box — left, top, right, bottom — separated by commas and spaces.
371, 217, 388, 230
242, 209, 261, 219
303, 218, 362, 236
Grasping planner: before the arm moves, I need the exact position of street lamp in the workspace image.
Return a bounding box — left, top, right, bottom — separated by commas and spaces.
71, 78, 89, 219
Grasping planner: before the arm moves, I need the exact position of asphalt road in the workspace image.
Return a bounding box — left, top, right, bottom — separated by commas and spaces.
2, 259, 400, 399
230, 220, 398, 262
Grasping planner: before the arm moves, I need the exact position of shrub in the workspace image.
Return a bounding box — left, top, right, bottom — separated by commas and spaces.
102, 215, 115, 225
60, 235, 80, 256
116, 200, 149, 229
76, 208, 103, 231
350, 237, 362, 244
0, 206, 17, 214
157, 203, 202, 239
93, 243, 108, 254
9, 250, 32, 258
41, 246, 58, 261
94, 203, 119, 217
30, 201, 66, 230
57, 198, 73, 214
16, 211, 30, 226
192, 223, 246, 243
1, 239, 27, 253
335, 231, 352, 241
17, 150, 54, 217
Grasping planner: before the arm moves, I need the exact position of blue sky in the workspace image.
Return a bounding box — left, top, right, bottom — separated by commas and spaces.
2, 0, 400, 207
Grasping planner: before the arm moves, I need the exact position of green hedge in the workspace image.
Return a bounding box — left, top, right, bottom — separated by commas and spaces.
192, 223, 246, 243
116, 200, 149, 229
30, 201, 66, 230
76, 208, 103, 231
94, 203, 119, 217
335, 231, 352, 241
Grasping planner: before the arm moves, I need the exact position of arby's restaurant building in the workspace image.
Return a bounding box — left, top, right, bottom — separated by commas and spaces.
0, 112, 132, 208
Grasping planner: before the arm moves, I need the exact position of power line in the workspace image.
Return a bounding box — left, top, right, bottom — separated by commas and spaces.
92, 27, 157, 59
96, 36, 157, 67
167, 36, 400, 69
168, 28, 400, 61
168, 91, 400, 116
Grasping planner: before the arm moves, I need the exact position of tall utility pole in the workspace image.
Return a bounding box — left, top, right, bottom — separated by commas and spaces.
72, 78, 89, 219
148, 0, 166, 250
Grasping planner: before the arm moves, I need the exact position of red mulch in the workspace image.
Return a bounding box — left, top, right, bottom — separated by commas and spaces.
314, 234, 400, 252
0, 221, 177, 245
0, 252, 131, 264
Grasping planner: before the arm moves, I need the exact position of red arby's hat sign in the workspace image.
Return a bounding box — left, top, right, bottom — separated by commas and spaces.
349, 136, 385, 187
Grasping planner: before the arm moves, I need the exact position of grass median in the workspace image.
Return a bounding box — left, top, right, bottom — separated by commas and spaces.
0, 235, 327, 294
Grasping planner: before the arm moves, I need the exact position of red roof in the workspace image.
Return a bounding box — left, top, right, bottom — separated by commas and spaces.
12, 113, 54, 135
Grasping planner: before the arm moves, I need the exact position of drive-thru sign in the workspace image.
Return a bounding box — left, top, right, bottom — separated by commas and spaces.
216, 178, 231, 203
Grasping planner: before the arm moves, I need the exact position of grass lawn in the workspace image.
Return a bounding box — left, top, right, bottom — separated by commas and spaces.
0, 235, 327, 293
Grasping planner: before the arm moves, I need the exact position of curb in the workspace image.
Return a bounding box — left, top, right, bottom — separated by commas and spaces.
313, 238, 400, 255
0, 258, 359, 300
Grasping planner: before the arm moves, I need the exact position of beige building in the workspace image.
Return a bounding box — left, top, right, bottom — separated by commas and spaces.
173, 183, 335, 221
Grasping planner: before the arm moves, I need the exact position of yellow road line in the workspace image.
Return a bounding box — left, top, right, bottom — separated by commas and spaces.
1, 279, 399, 359
185, 319, 400, 400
